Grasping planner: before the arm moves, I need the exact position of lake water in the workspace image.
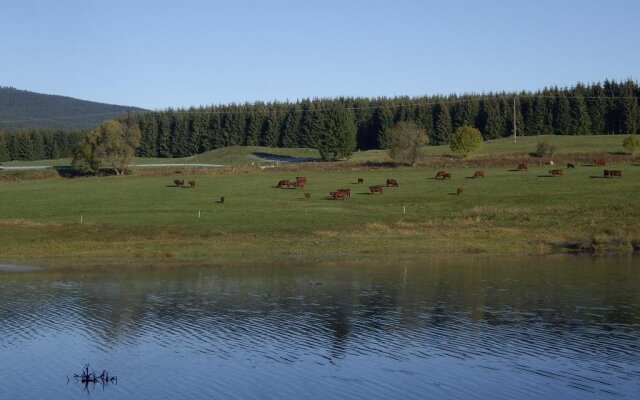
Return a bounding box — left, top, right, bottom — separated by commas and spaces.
0, 256, 638, 399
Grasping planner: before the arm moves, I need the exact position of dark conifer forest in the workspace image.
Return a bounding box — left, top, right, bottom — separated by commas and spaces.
0, 79, 638, 162
128, 79, 639, 158
0, 86, 146, 131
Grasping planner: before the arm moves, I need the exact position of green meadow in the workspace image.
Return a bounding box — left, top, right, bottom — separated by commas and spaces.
1, 135, 639, 268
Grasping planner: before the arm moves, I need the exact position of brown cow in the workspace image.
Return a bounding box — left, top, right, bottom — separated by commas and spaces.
594, 159, 606, 166
387, 178, 399, 187
456, 187, 464, 195
608, 169, 622, 178
277, 179, 291, 188
337, 188, 351, 197
330, 191, 348, 200
293, 180, 305, 189
304, 192, 311, 199
369, 185, 384, 194
435, 170, 447, 179
173, 179, 184, 187
188, 180, 196, 188
567, 162, 576, 169
604, 169, 611, 178
549, 169, 564, 177
517, 163, 528, 171
473, 171, 485, 178
357, 178, 364, 184
442, 173, 452, 180
296, 176, 307, 184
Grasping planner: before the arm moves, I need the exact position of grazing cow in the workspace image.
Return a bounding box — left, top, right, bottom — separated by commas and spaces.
369, 185, 384, 194
330, 191, 348, 200
594, 159, 606, 166
357, 178, 364, 184
473, 171, 485, 178
549, 169, 564, 177
293, 180, 305, 189
174, 179, 184, 187
435, 170, 447, 179
277, 179, 291, 188
387, 178, 399, 187
337, 188, 351, 197
604, 169, 610, 178
296, 176, 307, 185
608, 170, 623, 178
456, 187, 464, 195
517, 163, 528, 171
188, 180, 196, 188
567, 162, 576, 169
304, 192, 311, 199
442, 173, 452, 180
220, 196, 225, 203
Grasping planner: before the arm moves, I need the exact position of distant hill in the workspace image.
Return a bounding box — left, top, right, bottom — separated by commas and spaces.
0, 86, 147, 131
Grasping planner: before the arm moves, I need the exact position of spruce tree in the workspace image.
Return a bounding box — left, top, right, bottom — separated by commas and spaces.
281, 110, 301, 147
433, 102, 453, 144
372, 105, 393, 148
569, 94, 591, 135
586, 84, 606, 134
260, 113, 280, 147
244, 112, 261, 146
317, 104, 357, 161
553, 93, 571, 134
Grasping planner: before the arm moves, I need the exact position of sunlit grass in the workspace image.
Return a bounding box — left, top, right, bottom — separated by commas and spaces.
2, 158, 639, 268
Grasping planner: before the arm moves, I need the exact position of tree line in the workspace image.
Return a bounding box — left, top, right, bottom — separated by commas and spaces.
1, 79, 638, 162
129, 79, 639, 158
0, 129, 85, 162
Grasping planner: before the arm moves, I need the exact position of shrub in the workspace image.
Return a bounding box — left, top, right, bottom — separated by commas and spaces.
534, 141, 556, 157
449, 126, 483, 157
622, 134, 640, 154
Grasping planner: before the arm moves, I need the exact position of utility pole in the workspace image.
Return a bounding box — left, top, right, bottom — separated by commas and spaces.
513, 96, 517, 143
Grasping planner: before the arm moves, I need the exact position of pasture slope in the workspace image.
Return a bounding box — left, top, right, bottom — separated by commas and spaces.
0, 135, 639, 269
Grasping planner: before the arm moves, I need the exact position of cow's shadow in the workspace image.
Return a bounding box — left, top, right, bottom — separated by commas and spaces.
537, 175, 556, 178
589, 176, 608, 179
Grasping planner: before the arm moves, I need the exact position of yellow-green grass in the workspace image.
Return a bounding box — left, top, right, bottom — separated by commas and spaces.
1, 135, 634, 169
1, 161, 639, 269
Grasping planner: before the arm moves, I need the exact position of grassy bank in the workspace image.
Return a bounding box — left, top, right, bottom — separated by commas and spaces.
1, 147, 639, 268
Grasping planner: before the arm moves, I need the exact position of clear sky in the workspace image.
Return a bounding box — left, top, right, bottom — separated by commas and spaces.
1, 0, 638, 110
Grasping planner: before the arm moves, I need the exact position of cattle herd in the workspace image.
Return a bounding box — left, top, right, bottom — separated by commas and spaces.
268, 158, 627, 201
167, 158, 629, 204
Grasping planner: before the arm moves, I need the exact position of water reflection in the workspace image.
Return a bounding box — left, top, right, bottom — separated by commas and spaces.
0, 256, 639, 400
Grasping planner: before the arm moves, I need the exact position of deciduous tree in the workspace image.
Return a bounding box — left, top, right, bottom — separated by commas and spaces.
450, 126, 483, 157
387, 122, 428, 166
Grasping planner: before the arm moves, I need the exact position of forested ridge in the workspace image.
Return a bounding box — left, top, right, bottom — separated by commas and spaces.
1, 79, 638, 162
129, 79, 639, 158
0, 86, 146, 131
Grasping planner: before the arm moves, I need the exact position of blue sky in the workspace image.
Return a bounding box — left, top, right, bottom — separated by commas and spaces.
1, 0, 638, 109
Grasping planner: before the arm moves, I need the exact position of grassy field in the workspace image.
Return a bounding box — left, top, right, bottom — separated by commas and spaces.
1, 148, 639, 268
2, 135, 633, 169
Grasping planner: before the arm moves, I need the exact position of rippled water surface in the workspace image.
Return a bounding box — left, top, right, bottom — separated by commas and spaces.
0, 256, 639, 399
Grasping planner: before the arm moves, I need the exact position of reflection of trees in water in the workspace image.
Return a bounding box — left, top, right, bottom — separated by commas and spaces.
1, 258, 639, 358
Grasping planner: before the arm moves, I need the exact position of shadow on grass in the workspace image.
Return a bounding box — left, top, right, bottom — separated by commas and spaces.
252, 152, 319, 163
589, 175, 608, 179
